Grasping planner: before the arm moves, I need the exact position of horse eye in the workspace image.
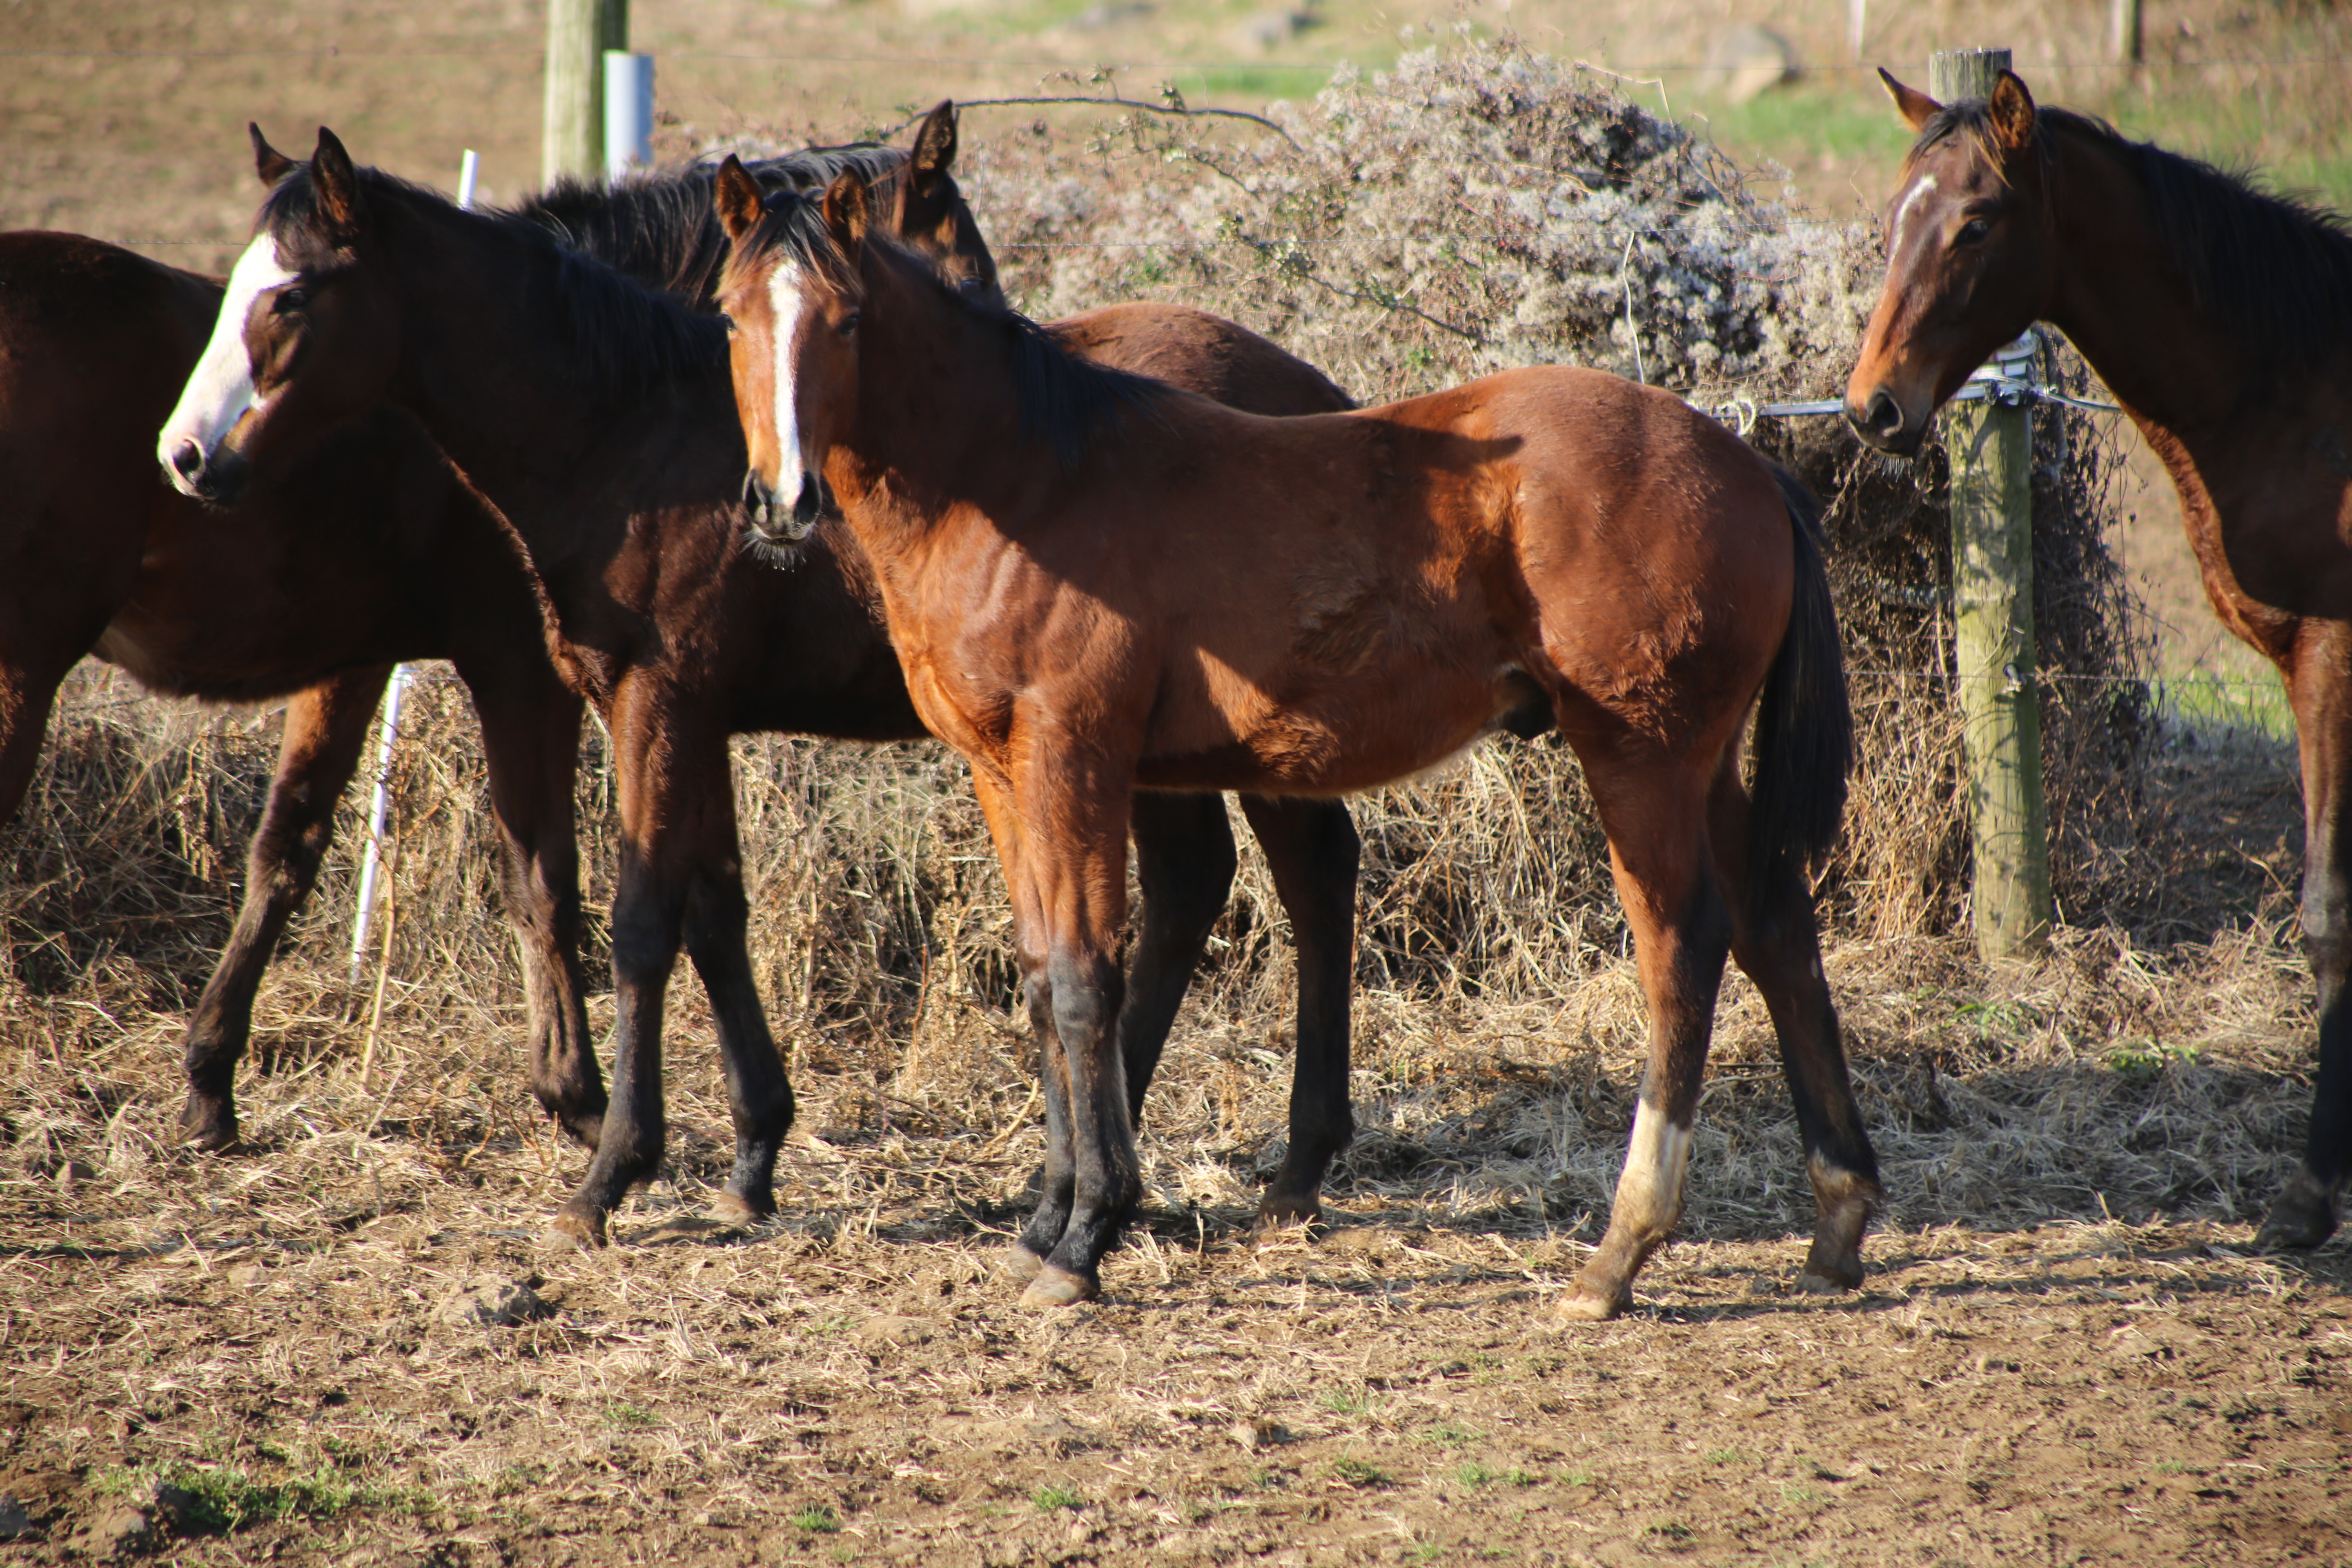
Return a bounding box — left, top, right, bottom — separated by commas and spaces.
1955, 218, 1992, 246
717, 312, 737, 336
957, 275, 988, 295
274, 286, 309, 313
838, 311, 861, 337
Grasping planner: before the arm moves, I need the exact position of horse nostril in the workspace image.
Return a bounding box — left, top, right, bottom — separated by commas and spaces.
169, 439, 206, 486
1864, 390, 1904, 441
791, 471, 825, 530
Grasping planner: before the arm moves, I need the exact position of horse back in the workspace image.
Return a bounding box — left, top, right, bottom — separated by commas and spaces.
0, 234, 221, 664
1048, 304, 1354, 417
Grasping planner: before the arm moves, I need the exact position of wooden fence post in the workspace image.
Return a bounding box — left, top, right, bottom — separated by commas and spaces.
2111, 0, 2145, 67
543, 0, 628, 186
1933, 45, 2054, 959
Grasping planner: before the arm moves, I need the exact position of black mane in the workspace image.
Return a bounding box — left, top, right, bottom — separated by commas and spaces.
727, 207, 1171, 469
514, 144, 911, 307
262, 161, 724, 405
1911, 99, 2352, 375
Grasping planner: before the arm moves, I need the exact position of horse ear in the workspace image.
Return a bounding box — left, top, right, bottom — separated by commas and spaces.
909, 100, 958, 190
1988, 70, 2037, 151
310, 127, 364, 240
250, 123, 295, 188
714, 155, 766, 244
823, 168, 872, 255
1877, 68, 1942, 134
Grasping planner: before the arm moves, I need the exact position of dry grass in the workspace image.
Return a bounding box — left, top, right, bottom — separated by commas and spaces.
4, 36, 2348, 1568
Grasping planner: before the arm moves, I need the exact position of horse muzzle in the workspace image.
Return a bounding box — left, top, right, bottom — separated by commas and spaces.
164, 437, 249, 506
742, 468, 836, 544
1843, 387, 1925, 457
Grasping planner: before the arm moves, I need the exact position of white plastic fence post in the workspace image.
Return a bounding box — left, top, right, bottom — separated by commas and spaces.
604, 51, 654, 178
347, 149, 479, 987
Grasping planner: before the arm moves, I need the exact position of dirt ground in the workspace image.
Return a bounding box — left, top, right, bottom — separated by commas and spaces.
8, 1, 2352, 1562
3, 1060, 2349, 1567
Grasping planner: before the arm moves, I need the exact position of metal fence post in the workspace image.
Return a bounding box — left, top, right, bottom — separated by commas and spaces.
1932, 46, 2054, 958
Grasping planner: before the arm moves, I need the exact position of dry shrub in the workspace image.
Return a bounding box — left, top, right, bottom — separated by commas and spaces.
0, 43, 2313, 1240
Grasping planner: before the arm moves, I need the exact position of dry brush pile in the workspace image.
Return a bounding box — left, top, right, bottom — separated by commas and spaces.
0, 43, 2319, 1248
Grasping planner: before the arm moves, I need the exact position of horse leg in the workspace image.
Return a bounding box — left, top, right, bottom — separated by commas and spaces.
1118, 792, 1238, 1125
460, 657, 601, 1149
2257, 620, 2352, 1249
1703, 753, 1881, 1291
1236, 793, 1359, 1228
549, 681, 717, 1245
1556, 757, 1733, 1323
678, 801, 796, 1227
179, 669, 387, 1152
1004, 762, 1140, 1310
0, 653, 73, 832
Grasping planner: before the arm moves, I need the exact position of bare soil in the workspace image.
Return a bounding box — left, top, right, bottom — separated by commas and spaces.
7, 2, 2352, 1563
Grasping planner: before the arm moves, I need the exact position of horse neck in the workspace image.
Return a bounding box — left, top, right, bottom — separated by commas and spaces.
2040, 125, 2288, 467
374, 193, 737, 529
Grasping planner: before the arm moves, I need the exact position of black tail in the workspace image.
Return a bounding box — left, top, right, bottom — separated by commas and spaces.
1746, 462, 1854, 922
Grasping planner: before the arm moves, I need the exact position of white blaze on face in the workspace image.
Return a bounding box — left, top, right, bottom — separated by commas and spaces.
157, 234, 295, 494
764, 260, 810, 502
1890, 172, 1939, 254
1609, 1096, 1694, 1241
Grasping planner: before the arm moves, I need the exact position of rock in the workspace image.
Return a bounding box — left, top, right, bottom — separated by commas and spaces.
1230, 1415, 1287, 1451
1235, 6, 1316, 51
54, 1160, 98, 1197
1702, 24, 1798, 103
74, 1505, 154, 1557
438, 1276, 555, 1329
0, 1494, 29, 1541
134, 1483, 198, 1535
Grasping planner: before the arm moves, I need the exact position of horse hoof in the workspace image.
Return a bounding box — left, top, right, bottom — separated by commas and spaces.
1253, 1195, 1322, 1233
709, 1191, 767, 1227
1548, 1287, 1626, 1326
178, 1101, 240, 1154
543, 1211, 607, 1251
1797, 1245, 1865, 1293
999, 1244, 1049, 1284
1017, 1263, 1098, 1309
2252, 1172, 2340, 1252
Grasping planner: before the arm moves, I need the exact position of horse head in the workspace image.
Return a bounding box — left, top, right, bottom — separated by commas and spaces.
889, 102, 1001, 307
158, 125, 400, 504
1844, 69, 2059, 455
715, 160, 874, 543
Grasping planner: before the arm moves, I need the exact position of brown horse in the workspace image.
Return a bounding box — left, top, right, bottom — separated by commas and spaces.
6, 130, 1007, 1160
713, 164, 1879, 1316
1844, 69, 2352, 1250
0, 229, 599, 1154
162, 115, 1368, 1245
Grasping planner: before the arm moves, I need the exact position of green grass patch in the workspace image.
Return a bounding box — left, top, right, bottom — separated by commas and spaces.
603, 1403, 662, 1430
2107, 1038, 2201, 1080
1032, 1483, 1086, 1513
1330, 1455, 1392, 1488
99, 1461, 428, 1534
2153, 670, 2294, 744
791, 1503, 842, 1534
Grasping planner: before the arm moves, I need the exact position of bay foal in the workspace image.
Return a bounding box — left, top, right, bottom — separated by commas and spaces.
1846, 70, 2352, 1247
715, 166, 1880, 1315
159, 119, 1367, 1242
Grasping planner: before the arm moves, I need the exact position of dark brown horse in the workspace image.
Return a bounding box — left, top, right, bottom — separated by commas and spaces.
6, 131, 1005, 1160
163, 114, 1368, 1245
713, 163, 1878, 1316
1845, 69, 2352, 1250
0, 229, 599, 1154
